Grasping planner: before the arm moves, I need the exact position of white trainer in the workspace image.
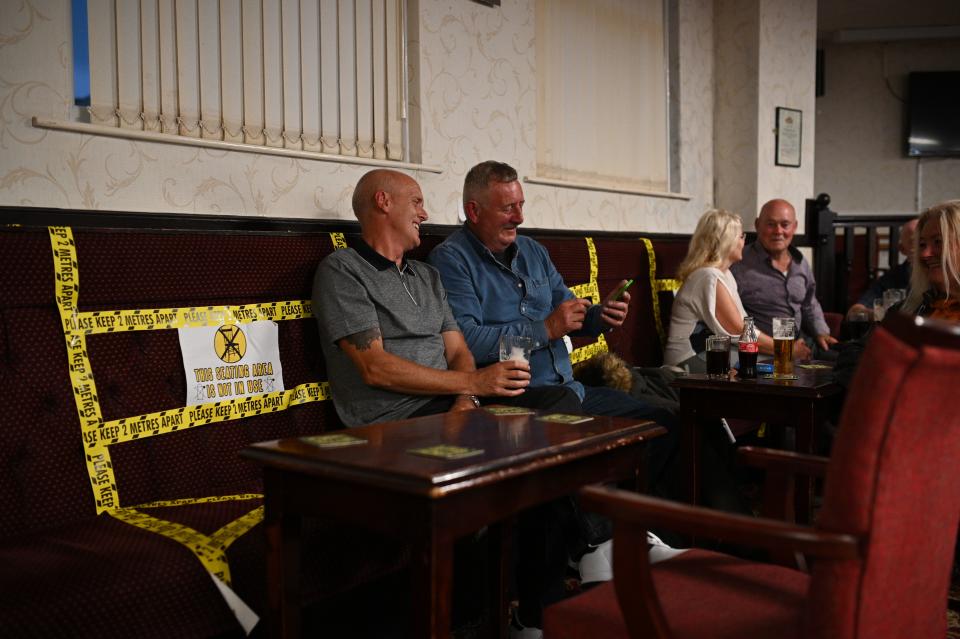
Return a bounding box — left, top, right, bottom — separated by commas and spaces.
578, 539, 614, 584
509, 610, 544, 639
647, 531, 687, 564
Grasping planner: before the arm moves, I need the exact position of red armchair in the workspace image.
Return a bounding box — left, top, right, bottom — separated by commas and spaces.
544, 312, 960, 638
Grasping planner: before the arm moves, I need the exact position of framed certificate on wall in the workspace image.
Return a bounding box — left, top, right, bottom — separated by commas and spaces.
775, 107, 802, 167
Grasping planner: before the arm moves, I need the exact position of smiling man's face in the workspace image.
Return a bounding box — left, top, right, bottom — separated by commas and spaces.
756, 200, 797, 256
466, 179, 525, 253
386, 175, 429, 251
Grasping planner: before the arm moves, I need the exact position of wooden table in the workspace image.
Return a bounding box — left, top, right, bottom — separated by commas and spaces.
242, 409, 664, 639
671, 366, 842, 523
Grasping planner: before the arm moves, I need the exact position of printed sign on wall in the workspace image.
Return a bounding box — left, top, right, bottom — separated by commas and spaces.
179, 321, 284, 406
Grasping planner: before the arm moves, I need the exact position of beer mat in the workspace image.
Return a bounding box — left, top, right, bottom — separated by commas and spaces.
536, 413, 594, 424
798, 363, 832, 369
407, 445, 484, 460
756, 363, 774, 374
761, 374, 799, 380
301, 433, 367, 448
484, 406, 536, 416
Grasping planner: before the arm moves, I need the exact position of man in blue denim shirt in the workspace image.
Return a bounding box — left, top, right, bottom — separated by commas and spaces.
431, 160, 681, 637
429, 162, 679, 484
433, 163, 633, 395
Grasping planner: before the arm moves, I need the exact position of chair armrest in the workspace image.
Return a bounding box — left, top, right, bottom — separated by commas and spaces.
737, 446, 830, 479
580, 484, 860, 560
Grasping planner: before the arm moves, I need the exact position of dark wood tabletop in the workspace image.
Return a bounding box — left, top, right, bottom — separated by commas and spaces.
243, 409, 665, 639
244, 408, 665, 498
670, 363, 840, 397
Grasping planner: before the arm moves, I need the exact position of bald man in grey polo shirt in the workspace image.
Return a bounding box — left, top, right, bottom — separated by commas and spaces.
313, 169, 581, 636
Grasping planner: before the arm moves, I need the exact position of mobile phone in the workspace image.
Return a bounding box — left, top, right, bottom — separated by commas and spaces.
613, 278, 635, 300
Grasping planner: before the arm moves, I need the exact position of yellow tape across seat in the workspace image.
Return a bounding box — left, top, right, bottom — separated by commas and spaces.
569, 237, 608, 364
109, 500, 264, 586
640, 238, 682, 346
63, 301, 313, 334
48, 226, 329, 587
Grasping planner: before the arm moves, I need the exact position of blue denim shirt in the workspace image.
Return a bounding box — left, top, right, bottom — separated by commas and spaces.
429, 226, 603, 400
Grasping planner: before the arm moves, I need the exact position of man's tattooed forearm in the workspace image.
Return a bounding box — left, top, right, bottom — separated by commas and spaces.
345, 327, 381, 351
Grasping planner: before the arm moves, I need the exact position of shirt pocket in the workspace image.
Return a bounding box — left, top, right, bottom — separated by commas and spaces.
521, 276, 553, 319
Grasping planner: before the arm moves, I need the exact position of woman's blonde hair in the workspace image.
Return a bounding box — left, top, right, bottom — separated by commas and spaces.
904, 199, 960, 313
677, 209, 743, 282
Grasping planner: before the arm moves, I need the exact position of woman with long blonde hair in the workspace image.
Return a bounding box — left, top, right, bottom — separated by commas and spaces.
664, 209, 778, 367
902, 200, 960, 321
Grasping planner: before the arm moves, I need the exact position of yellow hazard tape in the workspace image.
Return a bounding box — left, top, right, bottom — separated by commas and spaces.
330, 232, 347, 249
110, 505, 262, 585
210, 505, 265, 549
63, 301, 313, 335
570, 333, 608, 365
48, 225, 328, 585
641, 238, 673, 346
50, 227, 120, 512
567, 237, 608, 364
586, 237, 598, 282
114, 496, 264, 586
133, 493, 263, 509
654, 278, 681, 293
86, 382, 330, 449
569, 281, 601, 303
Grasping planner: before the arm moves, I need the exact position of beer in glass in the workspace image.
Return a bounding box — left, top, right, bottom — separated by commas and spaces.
772, 317, 795, 378
499, 335, 534, 363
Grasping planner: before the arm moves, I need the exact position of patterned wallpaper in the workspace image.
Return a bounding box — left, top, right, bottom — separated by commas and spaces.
1, 0, 719, 232
814, 39, 960, 216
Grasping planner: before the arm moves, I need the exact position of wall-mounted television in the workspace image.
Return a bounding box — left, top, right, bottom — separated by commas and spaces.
906, 71, 960, 158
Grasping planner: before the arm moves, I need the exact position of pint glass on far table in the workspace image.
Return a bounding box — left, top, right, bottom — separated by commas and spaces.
772, 317, 796, 378
705, 335, 731, 378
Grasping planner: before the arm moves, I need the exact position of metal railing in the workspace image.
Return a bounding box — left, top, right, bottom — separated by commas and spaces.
805, 194, 914, 313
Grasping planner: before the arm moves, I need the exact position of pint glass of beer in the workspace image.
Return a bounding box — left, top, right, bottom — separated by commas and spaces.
772, 317, 795, 378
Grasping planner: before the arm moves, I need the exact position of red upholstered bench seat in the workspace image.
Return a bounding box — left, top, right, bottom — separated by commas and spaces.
0, 208, 687, 636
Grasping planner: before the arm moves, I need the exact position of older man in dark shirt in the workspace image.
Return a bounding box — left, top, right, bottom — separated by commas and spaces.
731, 199, 836, 358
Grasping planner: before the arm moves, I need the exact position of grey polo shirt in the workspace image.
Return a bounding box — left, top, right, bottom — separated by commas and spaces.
312, 239, 460, 426
730, 242, 830, 339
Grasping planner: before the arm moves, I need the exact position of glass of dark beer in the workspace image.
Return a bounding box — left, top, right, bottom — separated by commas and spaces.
705, 335, 731, 378
847, 309, 870, 340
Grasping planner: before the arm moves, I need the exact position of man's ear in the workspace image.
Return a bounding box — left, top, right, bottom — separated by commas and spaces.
463, 201, 480, 224
374, 189, 391, 212
754, 216, 761, 232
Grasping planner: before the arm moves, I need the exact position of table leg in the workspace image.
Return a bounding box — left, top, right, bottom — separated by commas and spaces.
484, 520, 512, 639
678, 399, 701, 546
264, 471, 302, 639
680, 399, 700, 507
794, 406, 816, 524
411, 527, 455, 639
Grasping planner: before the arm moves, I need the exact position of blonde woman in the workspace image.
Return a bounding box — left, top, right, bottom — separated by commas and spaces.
664, 209, 778, 368
902, 200, 960, 321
